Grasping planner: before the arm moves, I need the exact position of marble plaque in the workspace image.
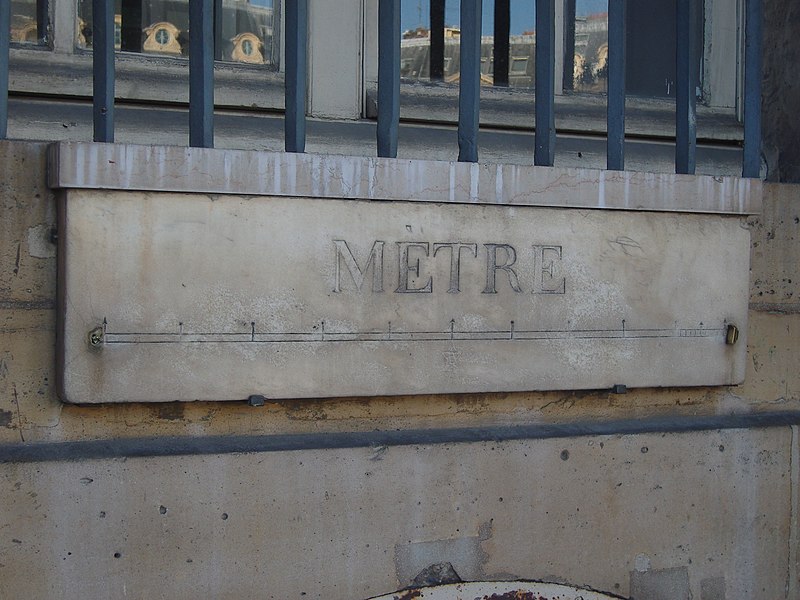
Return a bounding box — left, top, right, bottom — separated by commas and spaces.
57, 190, 749, 403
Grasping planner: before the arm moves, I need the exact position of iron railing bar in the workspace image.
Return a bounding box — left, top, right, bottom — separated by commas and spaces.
675, 0, 696, 174
0, 0, 9, 139
534, 0, 555, 166
457, 0, 481, 163
285, 0, 307, 153
430, 0, 445, 81
377, 0, 400, 158
607, 0, 626, 170
742, 0, 762, 178
493, 0, 510, 87
189, 0, 214, 148
92, 0, 115, 143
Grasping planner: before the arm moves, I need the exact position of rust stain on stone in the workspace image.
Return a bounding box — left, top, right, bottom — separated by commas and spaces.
283, 399, 330, 421
482, 592, 544, 600
393, 590, 422, 600
152, 403, 186, 421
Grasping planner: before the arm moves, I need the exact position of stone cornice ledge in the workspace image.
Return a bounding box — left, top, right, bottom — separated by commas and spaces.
48, 142, 762, 215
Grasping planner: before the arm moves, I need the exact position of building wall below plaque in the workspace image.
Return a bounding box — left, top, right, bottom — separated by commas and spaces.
0, 141, 799, 598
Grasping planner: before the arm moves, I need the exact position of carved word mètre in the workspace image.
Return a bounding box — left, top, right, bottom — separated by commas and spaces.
333, 240, 565, 295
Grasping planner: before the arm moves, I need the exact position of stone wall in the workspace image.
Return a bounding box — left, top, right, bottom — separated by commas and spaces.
1, 429, 793, 599
1, 140, 799, 598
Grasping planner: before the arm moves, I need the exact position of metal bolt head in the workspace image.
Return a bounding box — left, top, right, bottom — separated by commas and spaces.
726, 324, 739, 345
247, 394, 266, 407
88, 327, 104, 348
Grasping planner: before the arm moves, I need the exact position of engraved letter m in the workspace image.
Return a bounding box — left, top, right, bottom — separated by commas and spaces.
333, 240, 385, 293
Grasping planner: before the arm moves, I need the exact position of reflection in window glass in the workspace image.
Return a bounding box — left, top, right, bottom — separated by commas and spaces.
10, 0, 44, 44
623, 0, 702, 98
568, 0, 702, 98
571, 0, 608, 94
510, 56, 528, 73
76, 0, 277, 66
399, 0, 535, 88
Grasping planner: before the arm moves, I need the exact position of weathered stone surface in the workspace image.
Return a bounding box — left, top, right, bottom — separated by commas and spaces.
59, 190, 749, 403
0, 429, 792, 599
749, 183, 800, 309
0, 130, 797, 600
737, 311, 800, 404
397, 538, 480, 586
630, 566, 690, 600
49, 142, 762, 214
0, 141, 56, 305
0, 309, 58, 442
0, 142, 794, 439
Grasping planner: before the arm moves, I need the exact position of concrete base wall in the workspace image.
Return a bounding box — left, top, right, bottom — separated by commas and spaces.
1, 141, 799, 598
1, 429, 795, 599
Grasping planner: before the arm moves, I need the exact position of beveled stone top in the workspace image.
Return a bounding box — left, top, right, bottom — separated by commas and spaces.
48, 142, 761, 215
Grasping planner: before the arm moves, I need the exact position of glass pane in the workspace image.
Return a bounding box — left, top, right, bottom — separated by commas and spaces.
76, 0, 277, 66
624, 0, 702, 98
399, 0, 535, 88
505, 2, 535, 88
567, 0, 703, 98
399, 0, 454, 81
571, 0, 609, 94
10, 0, 44, 45
220, 0, 276, 65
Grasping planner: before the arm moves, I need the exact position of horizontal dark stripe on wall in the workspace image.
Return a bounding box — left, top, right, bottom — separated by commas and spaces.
2, 411, 799, 464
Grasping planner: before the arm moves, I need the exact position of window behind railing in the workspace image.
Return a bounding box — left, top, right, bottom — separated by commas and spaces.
75, 0, 279, 66
9, 0, 46, 45
395, 0, 702, 98
0, 0, 764, 179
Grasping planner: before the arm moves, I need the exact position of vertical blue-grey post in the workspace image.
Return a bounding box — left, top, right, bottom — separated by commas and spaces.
0, 0, 10, 139
675, 0, 696, 174
93, 0, 115, 142
189, 0, 214, 148
742, 0, 762, 178
285, 0, 307, 153
457, 0, 481, 163
534, 0, 555, 166
377, 0, 400, 158
607, 0, 626, 170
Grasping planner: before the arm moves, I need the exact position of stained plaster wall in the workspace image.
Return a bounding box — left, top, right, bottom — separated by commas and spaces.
0, 139, 799, 598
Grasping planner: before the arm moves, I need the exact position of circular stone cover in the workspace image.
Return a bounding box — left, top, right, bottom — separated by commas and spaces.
367, 581, 625, 600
